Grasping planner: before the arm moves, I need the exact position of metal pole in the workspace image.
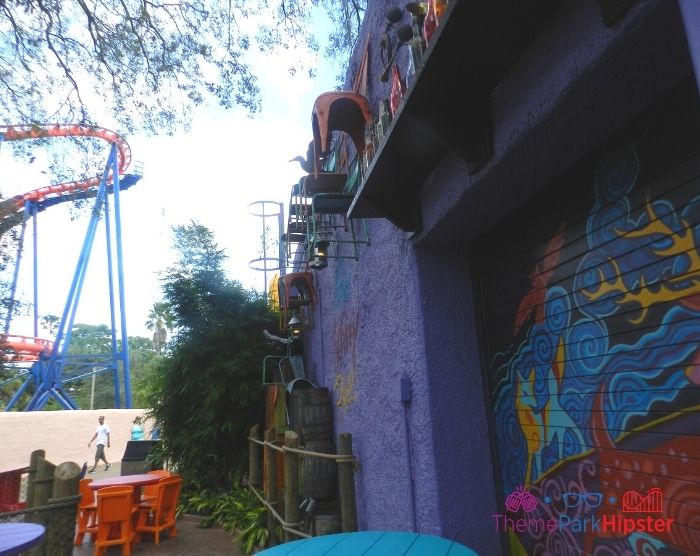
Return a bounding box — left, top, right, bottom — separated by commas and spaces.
262, 202, 268, 299
32, 203, 39, 338
103, 187, 121, 408
278, 202, 285, 277
3, 204, 29, 334
111, 146, 132, 408
90, 372, 96, 410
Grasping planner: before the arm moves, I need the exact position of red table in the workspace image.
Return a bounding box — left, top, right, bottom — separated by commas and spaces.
89, 473, 161, 505
0, 523, 46, 556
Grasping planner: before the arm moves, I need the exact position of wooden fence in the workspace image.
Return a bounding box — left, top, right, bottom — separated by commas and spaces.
248, 425, 359, 545
0, 449, 81, 556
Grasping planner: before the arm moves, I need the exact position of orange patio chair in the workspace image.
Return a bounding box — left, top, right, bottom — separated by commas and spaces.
94, 485, 138, 556
74, 478, 98, 545
140, 469, 172, 503
135, 475, 182, 544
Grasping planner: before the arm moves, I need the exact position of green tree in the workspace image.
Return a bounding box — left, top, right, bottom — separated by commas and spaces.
149, 221, 276, 491
145, 301, 174, 356
64, 324, 157, 409
40, 314, 61, 337
65, 323, 115, 408
127, 335, 159, 408
0, 0, 366, 134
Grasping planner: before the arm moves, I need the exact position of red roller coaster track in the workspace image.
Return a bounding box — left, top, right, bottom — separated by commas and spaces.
0, 124, 131, 205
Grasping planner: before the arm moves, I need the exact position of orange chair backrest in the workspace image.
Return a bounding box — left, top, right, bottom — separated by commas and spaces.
142, 470, 172, 498
97, 486, 134, 523
78, 478, 95, 507
155, 476, 182, 519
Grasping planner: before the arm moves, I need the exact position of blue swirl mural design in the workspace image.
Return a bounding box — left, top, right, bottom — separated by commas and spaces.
488, 145, 700, 553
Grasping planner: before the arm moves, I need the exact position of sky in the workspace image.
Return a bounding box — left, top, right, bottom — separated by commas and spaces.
0, 14, 339, 340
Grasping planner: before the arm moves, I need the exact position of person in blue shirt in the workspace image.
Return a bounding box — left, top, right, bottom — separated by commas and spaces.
131, 416, 145, 440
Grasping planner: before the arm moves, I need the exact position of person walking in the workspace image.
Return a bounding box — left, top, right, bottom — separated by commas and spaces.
87, 415, 111, 473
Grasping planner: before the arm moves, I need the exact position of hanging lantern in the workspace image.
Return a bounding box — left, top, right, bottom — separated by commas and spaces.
309, 240, 330, 269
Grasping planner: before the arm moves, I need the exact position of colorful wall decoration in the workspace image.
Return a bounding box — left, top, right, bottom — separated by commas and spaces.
477, 85, 700, 555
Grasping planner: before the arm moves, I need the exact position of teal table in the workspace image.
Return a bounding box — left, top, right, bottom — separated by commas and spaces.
257, 531, 479, 555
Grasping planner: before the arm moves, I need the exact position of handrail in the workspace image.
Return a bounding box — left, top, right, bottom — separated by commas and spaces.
249, 437, 359, 467
248, 427, 359, 545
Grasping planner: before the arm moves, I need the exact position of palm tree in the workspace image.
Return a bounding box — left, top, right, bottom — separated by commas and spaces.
145, 301, 174, 355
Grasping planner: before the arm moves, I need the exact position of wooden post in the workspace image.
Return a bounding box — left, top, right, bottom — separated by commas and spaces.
265, 428, 278, 546
250, 424, 261, 487
31, 456, 56, 508
51, 461, 81, 499
338, 433, 358, 532
283, 430, 300, 542
26, 449, 45, 508
29, 456, 55, 556
46, 462, 82, 553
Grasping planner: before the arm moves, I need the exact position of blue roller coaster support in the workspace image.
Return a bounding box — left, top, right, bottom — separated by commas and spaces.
5, 143, 135, 410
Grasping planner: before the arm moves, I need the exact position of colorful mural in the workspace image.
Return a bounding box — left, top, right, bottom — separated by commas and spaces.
486, 144, 700, 555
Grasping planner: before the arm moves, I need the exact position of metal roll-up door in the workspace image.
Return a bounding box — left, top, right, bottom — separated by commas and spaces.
473, 82, 700, 555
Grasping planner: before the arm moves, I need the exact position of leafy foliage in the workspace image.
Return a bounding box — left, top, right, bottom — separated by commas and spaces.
181, 483, 272, 554
65, 324, 158, 409
0, 0, 366, 134
148, 221, 277, 492
320, 0, 368, 84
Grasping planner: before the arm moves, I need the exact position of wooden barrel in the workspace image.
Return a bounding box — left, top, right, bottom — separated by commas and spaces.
301, 440, 337, 501
314, 513, 342, 535
291, 387, 334, 443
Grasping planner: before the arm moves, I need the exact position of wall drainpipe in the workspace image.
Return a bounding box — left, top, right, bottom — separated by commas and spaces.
400, 376, 417, 532
316, 283, 324, 388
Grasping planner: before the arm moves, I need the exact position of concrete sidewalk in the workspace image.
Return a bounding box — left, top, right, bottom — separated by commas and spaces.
84, 460, 124, 478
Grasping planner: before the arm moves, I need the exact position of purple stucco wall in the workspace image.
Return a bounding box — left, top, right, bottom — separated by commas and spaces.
302, 3, 502, 552
299, 1, 696, 554
417, 0, 692, 247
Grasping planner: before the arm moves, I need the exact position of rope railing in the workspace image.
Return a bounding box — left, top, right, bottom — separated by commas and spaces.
247, 481, 312, 540
247, 482, 304, 529
249, 437, 360, 468
248, 426, 358, 547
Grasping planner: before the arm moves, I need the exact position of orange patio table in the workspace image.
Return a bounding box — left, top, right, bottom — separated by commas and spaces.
89, 474, 161, 505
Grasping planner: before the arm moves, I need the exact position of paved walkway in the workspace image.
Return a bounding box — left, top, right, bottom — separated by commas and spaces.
72, 463, 242, 556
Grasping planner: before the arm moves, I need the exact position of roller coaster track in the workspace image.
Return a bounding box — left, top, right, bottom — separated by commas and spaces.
0, 124, 132, 235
